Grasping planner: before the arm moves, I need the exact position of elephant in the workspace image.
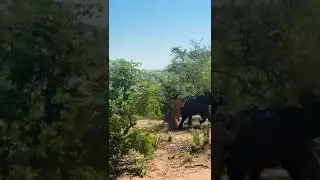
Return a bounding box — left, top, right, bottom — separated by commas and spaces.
226, 101, 320, 180
178, 94, 217, 128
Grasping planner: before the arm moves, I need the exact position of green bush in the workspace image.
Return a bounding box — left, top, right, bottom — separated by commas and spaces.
186, 128, 210, 155
127, 128, 157, 158
133, 82, 163, 119
127, 150, 148, 177
109, 94, 139, 168
109, 59, 162, 176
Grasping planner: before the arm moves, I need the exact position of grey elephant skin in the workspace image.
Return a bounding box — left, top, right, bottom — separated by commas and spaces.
178, 95, 216, 128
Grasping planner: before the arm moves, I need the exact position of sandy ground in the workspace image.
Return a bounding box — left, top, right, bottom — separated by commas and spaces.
118, 119, 211, 180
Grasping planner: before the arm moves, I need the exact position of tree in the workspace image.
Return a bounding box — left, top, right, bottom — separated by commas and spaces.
0, 0, 108, 179
159, 41, 211, 108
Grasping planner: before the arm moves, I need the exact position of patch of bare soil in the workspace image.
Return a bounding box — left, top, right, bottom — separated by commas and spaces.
118, 119, 211, 180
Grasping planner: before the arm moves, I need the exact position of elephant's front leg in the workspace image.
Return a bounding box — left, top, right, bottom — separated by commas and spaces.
199, 115, 207, 125
187, 115, 193, 127
179, 114, 188, 129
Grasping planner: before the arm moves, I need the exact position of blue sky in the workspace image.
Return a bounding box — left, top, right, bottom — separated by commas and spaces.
109, 0, 211, 70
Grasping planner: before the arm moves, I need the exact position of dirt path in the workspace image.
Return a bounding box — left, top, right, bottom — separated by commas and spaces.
118, 119, 211, 180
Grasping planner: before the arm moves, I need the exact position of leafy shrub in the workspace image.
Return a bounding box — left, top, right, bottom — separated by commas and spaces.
133, 82, 163, 119
127, 128, 157, 158
186, 128, 210, 155
182, 152, 194, 163
109, 59, 162, 176
129, 150, 148, 177
109, 94, 139, 168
